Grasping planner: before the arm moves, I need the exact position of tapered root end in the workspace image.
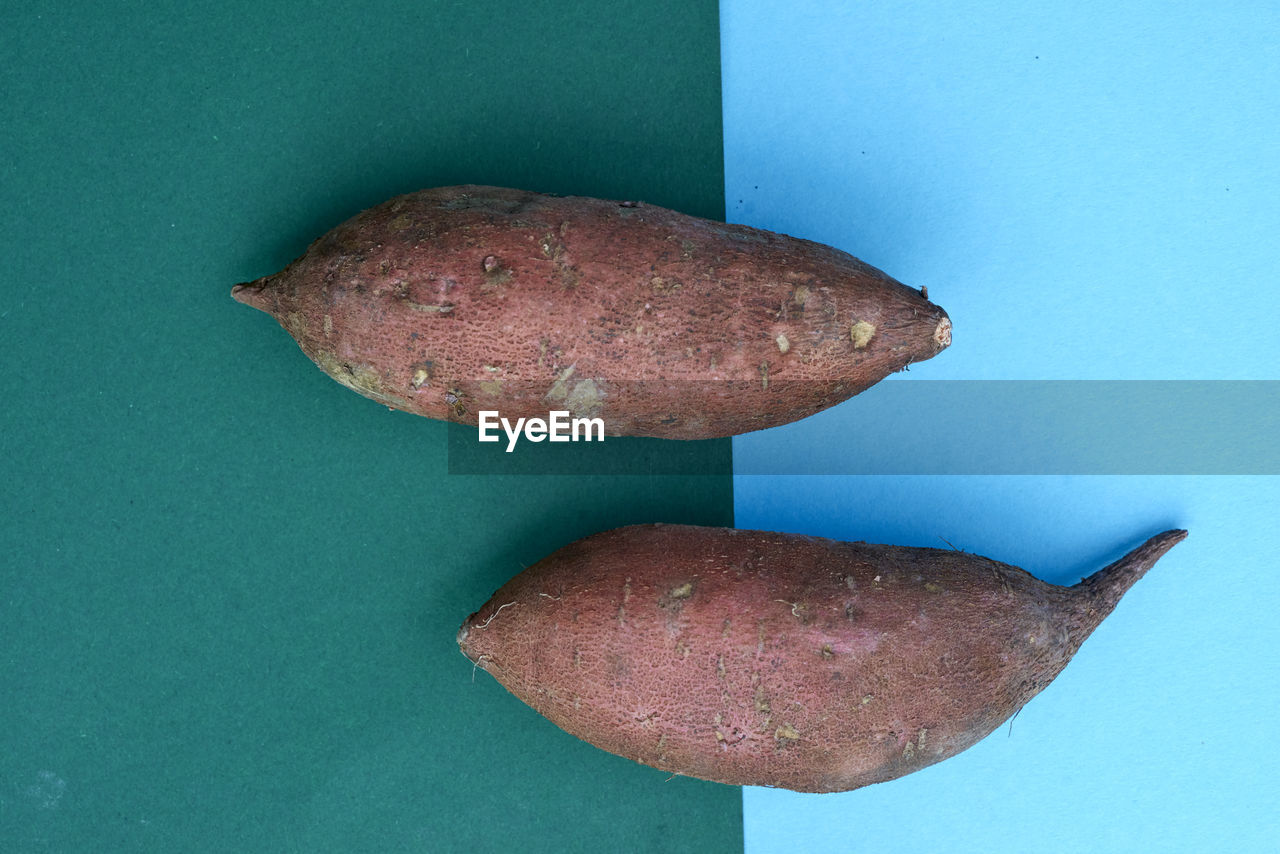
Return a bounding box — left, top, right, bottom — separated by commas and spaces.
1075, 529, 1187, 622
457, 617, 483, 664
231, 280, 271, 312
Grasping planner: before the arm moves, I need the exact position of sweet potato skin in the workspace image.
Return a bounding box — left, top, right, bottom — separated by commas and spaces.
232, 186, 951, 438
458, 524, 1185, 793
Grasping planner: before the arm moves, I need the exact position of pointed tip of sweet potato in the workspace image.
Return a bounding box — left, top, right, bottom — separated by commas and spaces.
1071, 528, 1187, 629
231, 280, 271, 312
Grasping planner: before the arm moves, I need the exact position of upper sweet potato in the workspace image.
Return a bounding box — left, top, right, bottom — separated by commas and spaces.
233, 185, 951, 438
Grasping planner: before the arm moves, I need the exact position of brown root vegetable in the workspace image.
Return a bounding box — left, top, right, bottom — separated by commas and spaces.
458, 523, 1185, 793
232, 185, 950, 439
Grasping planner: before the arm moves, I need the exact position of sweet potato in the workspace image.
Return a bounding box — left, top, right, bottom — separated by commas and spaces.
231, 185, 950, 438
458, 523, 1185, 793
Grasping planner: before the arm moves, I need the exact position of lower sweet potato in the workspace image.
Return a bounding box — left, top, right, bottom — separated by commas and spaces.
458, 524, 1185, 793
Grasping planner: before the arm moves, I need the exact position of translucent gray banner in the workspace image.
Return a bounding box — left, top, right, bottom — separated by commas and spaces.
443, 381, 1278, 475
734, 380, 1279, 475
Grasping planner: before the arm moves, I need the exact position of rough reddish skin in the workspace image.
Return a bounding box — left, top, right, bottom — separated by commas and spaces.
458, 523, 1186, 793
231, 185, 951, 439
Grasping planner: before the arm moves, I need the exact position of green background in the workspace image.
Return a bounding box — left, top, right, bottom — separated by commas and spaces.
1, 2, 738, 851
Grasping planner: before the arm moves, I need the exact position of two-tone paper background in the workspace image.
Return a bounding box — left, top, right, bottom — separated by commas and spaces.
4, 2, 1275, 851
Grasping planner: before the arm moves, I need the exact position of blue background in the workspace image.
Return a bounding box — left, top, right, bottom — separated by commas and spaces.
723, 2, 1279, 852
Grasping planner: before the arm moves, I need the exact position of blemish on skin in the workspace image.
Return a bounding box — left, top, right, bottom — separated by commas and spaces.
860, 694, 874, 705
405, 301, 455, 313
631, 711, 659, 731
792, 285, 810, 307
481, 255, 513, 288
754, 688, 771, 714
669, 582, 694, 599
617, 578, 631, 624
545, 365, 576, 401
317, 353, 409, 407
284, 311, 306, 337
564, 378, 604, 417
775, 724, 800, 741
924, 582, 943, 593
850, 320, 876, 349
323, 314, 333, 336
759, 362, 770, 390
410, 368, 430, 389
934, 316, 953, 348
775, 333, 790, 354
444, 388, 468, 416
713, 713, 727, 744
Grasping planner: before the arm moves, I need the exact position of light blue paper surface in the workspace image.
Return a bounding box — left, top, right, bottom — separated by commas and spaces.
723, 2, 1280, 851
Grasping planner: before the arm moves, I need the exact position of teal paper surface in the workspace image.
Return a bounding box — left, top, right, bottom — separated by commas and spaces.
1, 3, 739, 852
